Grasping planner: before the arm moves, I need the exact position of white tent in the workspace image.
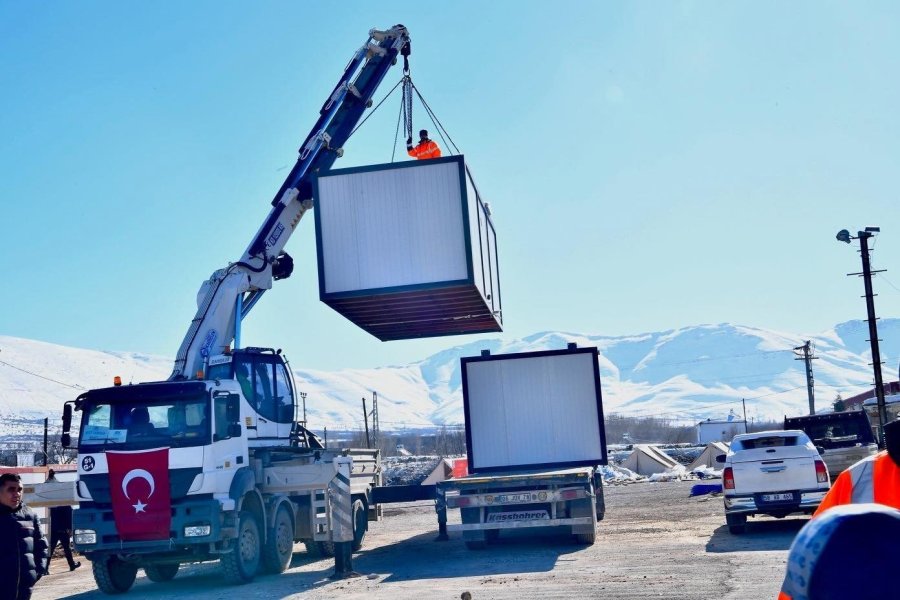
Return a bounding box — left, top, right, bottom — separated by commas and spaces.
621, 445, 679, 476
687, 441, 729, 470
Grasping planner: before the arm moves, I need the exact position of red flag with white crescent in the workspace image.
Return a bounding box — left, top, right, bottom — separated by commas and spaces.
107, 448, 171, 541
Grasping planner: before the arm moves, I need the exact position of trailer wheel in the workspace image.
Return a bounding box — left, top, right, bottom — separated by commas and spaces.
262, 507, 294, 574
573, 529, 596, 545
144, 563, 179, 582
93, 557, 138, 594
221, 511, 261, 584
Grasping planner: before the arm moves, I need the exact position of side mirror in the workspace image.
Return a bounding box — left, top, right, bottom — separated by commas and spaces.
815, 446, 826, 456
228, 423, 242, 438
61, 403, 73, 448
715, 454, 726, 464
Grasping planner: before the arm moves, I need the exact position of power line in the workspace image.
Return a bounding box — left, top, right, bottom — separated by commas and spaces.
0, 358, 85, 390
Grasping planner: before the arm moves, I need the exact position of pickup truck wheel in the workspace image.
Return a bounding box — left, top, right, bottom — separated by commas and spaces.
144, 563, 179, 582
221, 511, 261, 584
262, 507, 294, 574
726, 513, 747, 535
93, 557, 138, 594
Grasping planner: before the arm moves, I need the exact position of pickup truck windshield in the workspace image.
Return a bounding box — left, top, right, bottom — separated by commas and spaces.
79, 397, 211, 451
732, 435, 803, 451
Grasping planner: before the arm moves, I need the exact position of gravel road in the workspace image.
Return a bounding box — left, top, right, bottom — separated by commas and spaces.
35, 480, 803, 600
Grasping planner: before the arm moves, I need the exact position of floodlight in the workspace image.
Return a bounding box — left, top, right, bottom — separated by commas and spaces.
836, 229, 852, 244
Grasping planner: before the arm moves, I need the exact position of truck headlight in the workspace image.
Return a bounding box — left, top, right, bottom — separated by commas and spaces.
74, 529, 97, 545
184, 524, 211, 537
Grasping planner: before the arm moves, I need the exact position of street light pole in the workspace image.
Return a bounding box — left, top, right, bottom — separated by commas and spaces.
838, 226, 888, 446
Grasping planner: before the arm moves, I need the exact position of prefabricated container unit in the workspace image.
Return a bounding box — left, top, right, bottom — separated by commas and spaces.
461, 346, 607, 474
312, 155, 502, 341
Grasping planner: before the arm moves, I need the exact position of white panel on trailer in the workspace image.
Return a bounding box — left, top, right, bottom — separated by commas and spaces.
317, 160, 468, 294
463, 349, 605, 472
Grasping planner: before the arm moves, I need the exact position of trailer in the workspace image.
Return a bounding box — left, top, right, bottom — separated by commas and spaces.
435, 344, 608, 548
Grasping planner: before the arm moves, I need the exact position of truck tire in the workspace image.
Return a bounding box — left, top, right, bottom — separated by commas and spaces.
351, 498, 367, 551
595, 484, 606, 521
574, 529, 597, 545
144, 563, 179, 582
221, 510, 261, 584
726, 513, 747, 535
262, 507, 294, 574
93, 557, 138, 594
303, 539, 332, 559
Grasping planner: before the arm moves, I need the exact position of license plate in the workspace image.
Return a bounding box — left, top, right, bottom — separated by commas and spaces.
761, 493, 794, 502
495, 493, 533, 504
486, 510, 549, 522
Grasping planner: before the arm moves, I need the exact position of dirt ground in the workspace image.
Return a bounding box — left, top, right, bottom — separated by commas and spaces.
35, 480, 804, 600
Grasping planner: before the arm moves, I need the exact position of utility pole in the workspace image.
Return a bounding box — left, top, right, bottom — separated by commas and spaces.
837, 226, 888, 446
42, 418, 49, 466
371, 391, 380, 449
361, 397, 371, 448
741, 399, 748, 434
793, 341, 818, 415
299, 391, 307, 424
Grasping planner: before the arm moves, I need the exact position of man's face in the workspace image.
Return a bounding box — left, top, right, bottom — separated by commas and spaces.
0, 480, 23, 509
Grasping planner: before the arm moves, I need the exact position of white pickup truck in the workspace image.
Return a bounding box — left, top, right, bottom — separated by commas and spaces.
718, 430, 830, 534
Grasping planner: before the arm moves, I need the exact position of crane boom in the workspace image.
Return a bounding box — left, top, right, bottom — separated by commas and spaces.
170, 25, 410, 380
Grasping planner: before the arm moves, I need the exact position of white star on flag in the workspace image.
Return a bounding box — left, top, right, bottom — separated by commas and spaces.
132, 499, 147, 513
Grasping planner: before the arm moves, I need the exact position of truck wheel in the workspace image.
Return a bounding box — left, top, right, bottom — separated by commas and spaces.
93, 557, 138, 594
305, 539, 334, 558
574, 529, 597, 545
595, 485, 606, 521
144, 563, 179, 582
726, 513, 747, 535
221, 511, 261, 584
262, 507, 294, 574
351, 498, 367, 551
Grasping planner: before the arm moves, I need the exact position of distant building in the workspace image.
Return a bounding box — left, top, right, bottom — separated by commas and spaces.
696, 418, 747, 444
841, 381, 900, 411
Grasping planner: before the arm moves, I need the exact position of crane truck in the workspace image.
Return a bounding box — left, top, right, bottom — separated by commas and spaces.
60, 24, 411, 594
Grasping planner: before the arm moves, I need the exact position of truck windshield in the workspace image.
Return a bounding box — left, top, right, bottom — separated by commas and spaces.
79, 397, 211, 451
800, 419, 876, 447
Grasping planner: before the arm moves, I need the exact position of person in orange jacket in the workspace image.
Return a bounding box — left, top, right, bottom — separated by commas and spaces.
407, 129, 441, 160
777, 503, 900, 600
813, 417, 900, 515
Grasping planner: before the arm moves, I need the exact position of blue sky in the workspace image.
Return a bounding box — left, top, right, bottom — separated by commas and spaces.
2, 2, 899, 371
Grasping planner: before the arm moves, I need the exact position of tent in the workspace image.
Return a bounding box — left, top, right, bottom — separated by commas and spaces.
621, 445, 679, 476
688, 441, 729, 471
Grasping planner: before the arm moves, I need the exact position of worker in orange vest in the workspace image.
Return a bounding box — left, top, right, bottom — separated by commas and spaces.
777, 503, 900, 600
813, 417, 900, 515
407, 129, 441, 160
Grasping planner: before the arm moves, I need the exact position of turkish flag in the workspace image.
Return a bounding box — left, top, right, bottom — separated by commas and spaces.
107, 448, 172, 541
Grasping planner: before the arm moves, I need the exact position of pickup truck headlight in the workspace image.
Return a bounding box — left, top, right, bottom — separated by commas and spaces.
74, 529, 97, 545
184, 524, 211, 537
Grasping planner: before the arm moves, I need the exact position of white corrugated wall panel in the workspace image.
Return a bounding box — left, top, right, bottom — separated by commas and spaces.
317, 161, 469, 294
465, 353, 603, 470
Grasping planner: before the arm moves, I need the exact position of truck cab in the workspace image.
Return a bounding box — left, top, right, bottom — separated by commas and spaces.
784, 411, 878, 479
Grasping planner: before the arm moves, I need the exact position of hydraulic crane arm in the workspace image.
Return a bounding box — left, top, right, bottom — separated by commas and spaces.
170, 25, 410, 380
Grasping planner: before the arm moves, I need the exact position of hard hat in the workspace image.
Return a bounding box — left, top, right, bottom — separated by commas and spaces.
781, 503, 900, 599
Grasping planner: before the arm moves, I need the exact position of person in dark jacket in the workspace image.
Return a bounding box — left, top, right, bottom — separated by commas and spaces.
1, 473, 50, 600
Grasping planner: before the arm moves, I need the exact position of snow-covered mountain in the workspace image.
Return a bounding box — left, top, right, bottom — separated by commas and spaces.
1, 319, 898, 439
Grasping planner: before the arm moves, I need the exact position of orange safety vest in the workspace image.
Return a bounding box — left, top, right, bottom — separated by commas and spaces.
814, 451, 900, 516
407, 139, 441, 160
778, 453, 900, 599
